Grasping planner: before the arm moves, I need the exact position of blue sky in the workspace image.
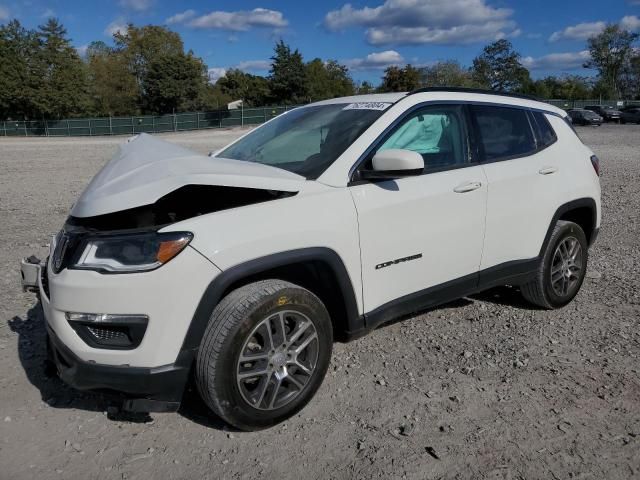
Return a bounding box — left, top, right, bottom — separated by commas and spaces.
2, 0, 640, 84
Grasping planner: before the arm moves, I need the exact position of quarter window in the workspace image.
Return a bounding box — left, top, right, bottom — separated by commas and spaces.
376, 105, 468, 172
472, 105, 536, 161
530, 111, 557, 149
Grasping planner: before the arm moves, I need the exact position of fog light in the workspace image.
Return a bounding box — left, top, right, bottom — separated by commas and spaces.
66, 312, 148, 350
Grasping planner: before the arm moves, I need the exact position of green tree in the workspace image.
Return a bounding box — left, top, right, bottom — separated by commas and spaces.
379, 64, 421, 92
0, 20, 41, 119
356, 80, 375, 95
471, 39, 531, 92
584, 24, 639, 98
269, 40, 307, 103
420, 61, 478, 88
143, 52, 209, 114
86, 41, 138, 116
113, 24, 184, 103
217, 69, 271, 106
37, 18, 89, 118
305, 58, 354, 101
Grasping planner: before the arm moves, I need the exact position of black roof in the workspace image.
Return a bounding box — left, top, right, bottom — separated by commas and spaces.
408, 87, 541, 102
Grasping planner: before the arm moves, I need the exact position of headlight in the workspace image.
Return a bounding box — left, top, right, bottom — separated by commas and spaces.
72, 231, 192, 273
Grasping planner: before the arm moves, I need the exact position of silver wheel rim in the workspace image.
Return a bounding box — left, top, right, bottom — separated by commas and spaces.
236, 310, 319, 411
550, 236, 583, 297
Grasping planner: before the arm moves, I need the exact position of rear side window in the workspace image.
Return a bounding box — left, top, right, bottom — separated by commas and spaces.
471, 105, 536, 161
530, 111, 557, 149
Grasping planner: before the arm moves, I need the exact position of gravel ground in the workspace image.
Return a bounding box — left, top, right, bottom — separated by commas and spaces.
0, 125, 639, 479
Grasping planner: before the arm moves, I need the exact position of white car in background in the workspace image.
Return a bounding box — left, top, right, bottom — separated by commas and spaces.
22, 88, 601, 430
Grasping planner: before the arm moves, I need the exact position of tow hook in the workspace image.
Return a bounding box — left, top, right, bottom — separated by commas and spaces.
20, 255, 43, 293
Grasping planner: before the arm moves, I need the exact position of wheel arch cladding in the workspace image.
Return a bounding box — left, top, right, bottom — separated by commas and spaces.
175, 248, 362, 370
539, 198, 598, 255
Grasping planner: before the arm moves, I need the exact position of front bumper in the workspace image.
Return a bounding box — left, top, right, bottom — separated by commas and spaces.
24, 239, 220, 411
47, 324, 188, 412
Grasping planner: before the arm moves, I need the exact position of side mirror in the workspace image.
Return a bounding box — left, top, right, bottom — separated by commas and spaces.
360, 149, 424, 181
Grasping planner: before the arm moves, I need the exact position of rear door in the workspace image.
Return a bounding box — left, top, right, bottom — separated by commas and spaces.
350, 104, 488, 314
472, 105, 565, 270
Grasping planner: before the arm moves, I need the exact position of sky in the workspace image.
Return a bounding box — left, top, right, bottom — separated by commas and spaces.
1, 0, 640, 84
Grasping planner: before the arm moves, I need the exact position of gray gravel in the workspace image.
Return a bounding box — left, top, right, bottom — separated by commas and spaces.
1, 125, 639, 479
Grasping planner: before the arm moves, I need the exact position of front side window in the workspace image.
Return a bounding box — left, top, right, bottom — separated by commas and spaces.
472, 105, 536, 161
375, 105, 468, 171
216, 104, 388, 180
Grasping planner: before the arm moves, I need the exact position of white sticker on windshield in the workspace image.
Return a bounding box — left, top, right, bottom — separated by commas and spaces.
343, 102, 392, 111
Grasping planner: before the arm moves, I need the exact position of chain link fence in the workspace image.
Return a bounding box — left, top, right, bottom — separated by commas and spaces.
3, 100, 640, 137
1, 105, 295, 137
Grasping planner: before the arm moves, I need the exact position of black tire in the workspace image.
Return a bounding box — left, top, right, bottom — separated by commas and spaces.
520, 220, 588, 309
195, 279, 333, 431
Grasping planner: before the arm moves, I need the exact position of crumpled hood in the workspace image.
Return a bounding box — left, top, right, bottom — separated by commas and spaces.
71, 133, 305, 218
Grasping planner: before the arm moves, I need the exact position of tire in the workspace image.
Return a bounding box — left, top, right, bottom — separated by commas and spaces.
196, 279, 333, 431
520, 221, 588, 309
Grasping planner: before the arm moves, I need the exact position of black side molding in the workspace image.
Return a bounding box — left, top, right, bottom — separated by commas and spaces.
539, 197, 598, 254
175, 247, 362, 367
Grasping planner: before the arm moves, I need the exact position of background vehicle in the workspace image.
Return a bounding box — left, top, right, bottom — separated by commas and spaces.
21, 88, 601, 431
584, 105, 622, 123
567, 109, 603, 126
620, 106, 640, 124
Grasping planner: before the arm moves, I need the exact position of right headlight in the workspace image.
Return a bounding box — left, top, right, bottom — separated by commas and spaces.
71, 231, 193, 273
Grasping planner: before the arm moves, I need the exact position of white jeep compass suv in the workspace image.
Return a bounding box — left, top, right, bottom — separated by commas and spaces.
21, 88, 601, 431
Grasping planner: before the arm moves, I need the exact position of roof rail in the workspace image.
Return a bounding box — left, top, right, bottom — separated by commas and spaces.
408, 87, 541, 102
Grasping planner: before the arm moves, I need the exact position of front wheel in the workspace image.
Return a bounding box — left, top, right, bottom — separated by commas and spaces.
196, 279, 333, 431
520, 221, 588, 309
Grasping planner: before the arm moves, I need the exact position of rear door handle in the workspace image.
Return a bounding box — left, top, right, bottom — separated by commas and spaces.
453, 181, 482, 193
539, 166, 558, 175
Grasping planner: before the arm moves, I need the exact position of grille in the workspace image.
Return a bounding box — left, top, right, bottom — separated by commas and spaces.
86, 326, 128, 341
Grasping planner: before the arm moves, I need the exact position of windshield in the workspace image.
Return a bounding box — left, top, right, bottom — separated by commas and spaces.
582, 110, 599, 118
216, 103, 390, 179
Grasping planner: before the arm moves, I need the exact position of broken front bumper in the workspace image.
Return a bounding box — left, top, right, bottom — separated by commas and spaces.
20, 256, 44, 292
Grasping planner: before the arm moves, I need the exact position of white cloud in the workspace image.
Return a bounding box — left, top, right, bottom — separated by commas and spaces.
208, 67, 227, 83
166, 9, 196, 25
324, 0, 518, 46
621, 15, 640, 31
184, 8, 287, 31
235, 60, 271, 71
0, 5, 10, 20
550, 16, 640, 42
343, 50, 405, 70
118, 0, 153, 12
104, 19, 128, 37
41, 8, 55, 18
521, 50, 591, 70
75, 44, 89, 57
549, 21, 606, 42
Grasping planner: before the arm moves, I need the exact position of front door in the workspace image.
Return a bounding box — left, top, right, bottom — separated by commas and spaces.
350, 104, 488, 314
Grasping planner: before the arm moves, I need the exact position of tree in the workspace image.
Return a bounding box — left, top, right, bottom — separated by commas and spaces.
379, 64, 421, 92
0, 20, 41, 119
86, 41, 138, 116
217, 69, 271, 106
37, 18, 89, 117
584, 24, 639, 98
305, 58, 354, 101
420, 61, 477, 88
269, 40, 307, 103
471, 39, 531, 92
113, 24, 184, 106
356, 80, 375, 95
143, 52, 209, 114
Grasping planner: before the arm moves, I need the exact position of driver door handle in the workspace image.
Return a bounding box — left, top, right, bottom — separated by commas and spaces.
453, 181, 482, 193
539, 166, 558, 175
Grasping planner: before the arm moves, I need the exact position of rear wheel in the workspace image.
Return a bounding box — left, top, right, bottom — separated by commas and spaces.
196, 279, 333, 431
520, 221, 588, 309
